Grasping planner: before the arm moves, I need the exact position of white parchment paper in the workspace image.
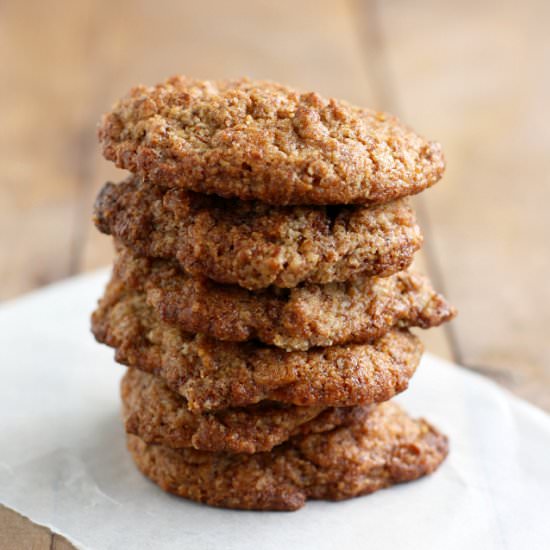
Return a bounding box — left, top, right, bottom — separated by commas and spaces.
1, 270, 549, 550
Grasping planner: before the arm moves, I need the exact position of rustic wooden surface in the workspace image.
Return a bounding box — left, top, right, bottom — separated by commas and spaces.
1, 0, 549, 547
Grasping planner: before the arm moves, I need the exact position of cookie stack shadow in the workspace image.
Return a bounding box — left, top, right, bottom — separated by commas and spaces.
91, 77, 456, 511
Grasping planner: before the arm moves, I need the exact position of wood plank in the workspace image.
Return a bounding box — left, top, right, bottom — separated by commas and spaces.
0, 506, 52, 550
0, 1, 104, 301
362, 0, 550, 409
52, 533, 76, 550
0, 506, 75, 550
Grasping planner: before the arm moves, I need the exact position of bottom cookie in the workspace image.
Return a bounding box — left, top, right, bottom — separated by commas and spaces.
127, 402, 448, 511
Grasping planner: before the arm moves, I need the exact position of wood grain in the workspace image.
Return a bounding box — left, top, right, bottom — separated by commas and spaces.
359, 0, 550, 409
0, 1, 99, 300
0, 506, 51, 550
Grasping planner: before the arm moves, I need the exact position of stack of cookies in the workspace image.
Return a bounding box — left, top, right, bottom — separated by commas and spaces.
91, 77, 456, 511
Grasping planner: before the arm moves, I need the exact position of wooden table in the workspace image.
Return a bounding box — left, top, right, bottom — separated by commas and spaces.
1, 0, 549, 547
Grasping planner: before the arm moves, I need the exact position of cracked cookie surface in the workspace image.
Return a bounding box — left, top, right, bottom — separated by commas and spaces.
114, 246, 455, 351
99, 76, 445, 205
122, 369, 371, 454
127, 401, 448, 510
92, 276, 422, 413
95, 177, 422, 290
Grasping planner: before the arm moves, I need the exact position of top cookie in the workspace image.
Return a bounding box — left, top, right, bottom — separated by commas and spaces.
99, 76, 445, 205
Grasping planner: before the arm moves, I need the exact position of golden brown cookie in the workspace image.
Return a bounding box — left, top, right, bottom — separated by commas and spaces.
114, 246, 455, 351
122, 369, 371, 454
92, 277, 423, 413
94, 177, 423, 290
127, 401, 448, 510
99, 77, 445, 206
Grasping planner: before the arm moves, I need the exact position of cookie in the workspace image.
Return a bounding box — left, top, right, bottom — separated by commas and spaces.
94, 177, 422, 290
122, 369, 371, 454
127, 401, 448, 510
114, 246, 455, 351
91, 277, 422, 413
99, 76, 445, 205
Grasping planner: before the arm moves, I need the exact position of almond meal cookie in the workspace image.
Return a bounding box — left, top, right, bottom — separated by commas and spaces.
127, 401, 448, 510
114, 246, 456, 351
94, 177, 422, 290
92, 277, 423, 413
99, 76, 445, 205
122, 369, 372, 454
